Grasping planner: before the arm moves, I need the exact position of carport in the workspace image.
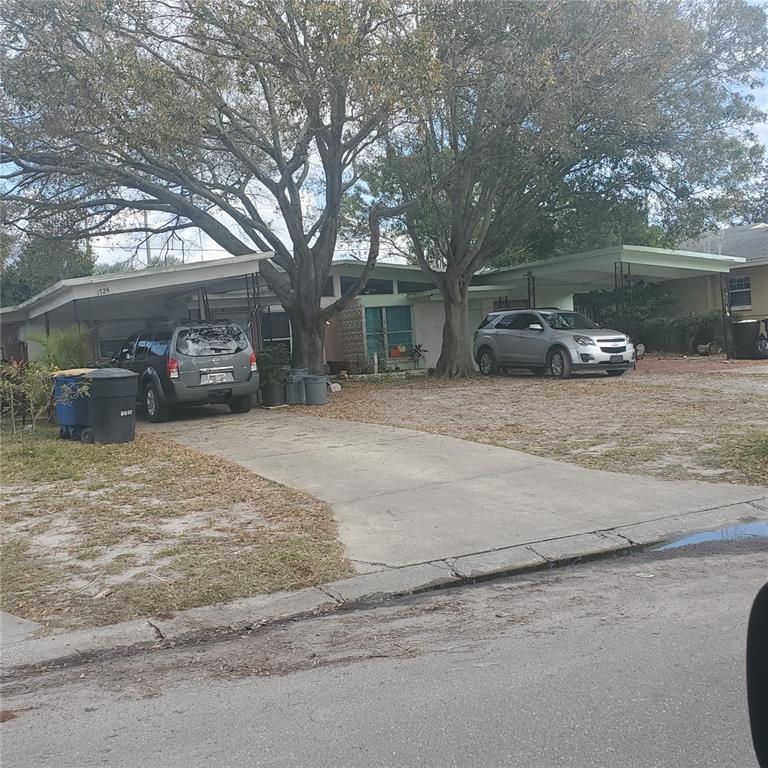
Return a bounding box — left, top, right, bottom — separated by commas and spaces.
0, 252, 272, 362
470, 245, 746, 343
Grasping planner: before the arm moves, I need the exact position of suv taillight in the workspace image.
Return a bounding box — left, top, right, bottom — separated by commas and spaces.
167, 357, 179, 379
249, 351, 258, 372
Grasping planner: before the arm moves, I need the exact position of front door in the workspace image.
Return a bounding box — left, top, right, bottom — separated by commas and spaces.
507, 312, 545, 364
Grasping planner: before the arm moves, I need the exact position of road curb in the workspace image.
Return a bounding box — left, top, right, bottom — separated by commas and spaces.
2, 498, 765, 678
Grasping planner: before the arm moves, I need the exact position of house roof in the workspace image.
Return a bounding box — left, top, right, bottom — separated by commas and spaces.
0, 251, 272, 323
681, 223, 768, 267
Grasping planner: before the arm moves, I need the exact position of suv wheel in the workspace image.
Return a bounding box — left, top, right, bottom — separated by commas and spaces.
478, 348, 497, 376
229, 395, 252, 414
144, 382, 168, 423
548, 348, 572, 380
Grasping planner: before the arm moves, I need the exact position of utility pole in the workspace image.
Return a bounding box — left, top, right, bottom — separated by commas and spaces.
143, 210, 152, 267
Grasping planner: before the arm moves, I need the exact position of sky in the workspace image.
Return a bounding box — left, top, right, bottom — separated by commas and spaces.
92, 35, 768, 267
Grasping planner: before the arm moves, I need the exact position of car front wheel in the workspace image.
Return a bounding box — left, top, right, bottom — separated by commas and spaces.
478, 348, 497, 376
548, 348, 572, 380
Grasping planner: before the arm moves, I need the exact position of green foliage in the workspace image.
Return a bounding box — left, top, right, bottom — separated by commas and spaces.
577, 281, 675, 335
636, 310, 728, 353
30, 325, 94, 370
257, 345, 291, 387
0, 361, 55, 434
1, 233, 95, 307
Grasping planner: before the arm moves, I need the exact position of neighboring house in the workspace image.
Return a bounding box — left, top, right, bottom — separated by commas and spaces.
0, 244, 745, 371
669, 223, 767, 320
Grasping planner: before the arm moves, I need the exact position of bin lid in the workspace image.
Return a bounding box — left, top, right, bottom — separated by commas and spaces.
53, 368, 96, 377
85, 367, 139, 379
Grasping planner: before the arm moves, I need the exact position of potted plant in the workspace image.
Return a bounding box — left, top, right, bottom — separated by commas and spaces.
258, 346, 290, 406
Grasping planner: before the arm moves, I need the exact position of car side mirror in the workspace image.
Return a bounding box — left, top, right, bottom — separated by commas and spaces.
747, 582, 768, 767
528, 323, 544, 331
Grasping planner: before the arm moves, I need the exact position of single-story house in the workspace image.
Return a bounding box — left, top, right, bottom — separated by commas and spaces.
0, 243, 746, 371
670, 223, 767, 321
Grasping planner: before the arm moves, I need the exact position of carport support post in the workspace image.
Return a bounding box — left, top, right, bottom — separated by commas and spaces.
526, 272, 536, 309
720, 274, 731, 358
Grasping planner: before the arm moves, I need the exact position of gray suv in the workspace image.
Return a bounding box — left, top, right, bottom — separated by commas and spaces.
473, 309, 634, 379
114, 322, 260, 421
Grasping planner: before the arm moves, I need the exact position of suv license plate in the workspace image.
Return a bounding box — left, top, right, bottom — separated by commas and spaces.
207, 373, 227, 384
610, 355, 623, 363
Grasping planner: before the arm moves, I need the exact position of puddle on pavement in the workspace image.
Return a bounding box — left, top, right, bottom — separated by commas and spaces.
656, 520, 768, 550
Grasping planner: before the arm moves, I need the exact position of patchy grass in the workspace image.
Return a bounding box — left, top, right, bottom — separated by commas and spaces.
309, 366, 768, 485
1, 426, 350, 629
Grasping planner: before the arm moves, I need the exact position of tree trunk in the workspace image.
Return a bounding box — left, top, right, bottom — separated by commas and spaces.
288, 312, 326, 373
435, 282, 475, 378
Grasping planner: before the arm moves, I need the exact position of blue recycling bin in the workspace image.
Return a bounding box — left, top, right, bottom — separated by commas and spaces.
53, 369, 93, 439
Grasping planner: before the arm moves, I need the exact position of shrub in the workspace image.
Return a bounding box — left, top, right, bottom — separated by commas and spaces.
0, 361, 55, 434
30, 324, 93, 370
636, 310, 728, 353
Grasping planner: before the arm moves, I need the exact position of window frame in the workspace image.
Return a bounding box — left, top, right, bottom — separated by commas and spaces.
364, 305, 414, 360
728, 275, 752, 309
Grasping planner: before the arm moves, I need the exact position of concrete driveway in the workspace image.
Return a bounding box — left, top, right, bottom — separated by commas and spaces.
151, 409, 766, 570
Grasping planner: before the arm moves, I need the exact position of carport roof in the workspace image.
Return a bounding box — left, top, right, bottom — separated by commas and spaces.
0, 251, 272, 323
409, 244, 745, 299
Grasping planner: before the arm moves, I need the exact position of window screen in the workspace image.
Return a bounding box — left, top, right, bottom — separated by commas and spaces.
262, 311, 291, 341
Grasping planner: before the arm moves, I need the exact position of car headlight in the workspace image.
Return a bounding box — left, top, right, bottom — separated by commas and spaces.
573, 335, 596, 346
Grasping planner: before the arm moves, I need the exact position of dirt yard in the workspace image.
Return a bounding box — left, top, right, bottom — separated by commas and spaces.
309, 360, 768, 485
1, 428, 350, 629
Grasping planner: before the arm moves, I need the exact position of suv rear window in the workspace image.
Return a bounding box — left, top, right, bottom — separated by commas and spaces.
175, 325, 249, 357
477, 314, 499, 329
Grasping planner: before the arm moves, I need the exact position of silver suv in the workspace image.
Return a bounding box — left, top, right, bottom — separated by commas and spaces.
473, 309, 634, 379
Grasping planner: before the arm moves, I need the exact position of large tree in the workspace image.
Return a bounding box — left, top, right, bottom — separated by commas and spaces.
374, 0, 768, 376
0, 0, 425, 370
0, 226, 95, 306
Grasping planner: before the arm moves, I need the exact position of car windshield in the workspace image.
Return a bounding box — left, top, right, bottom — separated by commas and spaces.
175, 325, 249, 356
543, 312, 599, 330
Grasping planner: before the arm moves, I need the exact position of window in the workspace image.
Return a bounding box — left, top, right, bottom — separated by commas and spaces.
397, 279, 436, 294
728, 275, 752, 308
134, 333, 153, 361
365, 306, 413, 359
494, 314, 518, 330
118, 333, 139, 361
99, 339, 123, 359
262, 310, 290, 341
147, 331, 171, 357
477, 314, 500, 329
176, 325, 249, 356
542, 312, 599, 330
510, 312, 540, 330
341, 275, 393, 295
322, 277, 335, 297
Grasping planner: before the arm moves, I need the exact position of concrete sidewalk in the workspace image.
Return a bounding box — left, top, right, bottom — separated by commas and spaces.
153, 410, 767, 570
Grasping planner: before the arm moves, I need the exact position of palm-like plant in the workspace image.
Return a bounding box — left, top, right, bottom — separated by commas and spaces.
31, 324, 93, 370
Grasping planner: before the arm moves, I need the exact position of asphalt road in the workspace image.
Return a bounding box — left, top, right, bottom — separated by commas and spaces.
2, 540, 766, 768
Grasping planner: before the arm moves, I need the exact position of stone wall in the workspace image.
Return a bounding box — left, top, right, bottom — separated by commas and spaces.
325, 299, 369, 373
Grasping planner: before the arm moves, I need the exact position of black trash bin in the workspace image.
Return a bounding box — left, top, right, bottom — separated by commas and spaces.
732, 320, 761, 359
81, 368, 139, 444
